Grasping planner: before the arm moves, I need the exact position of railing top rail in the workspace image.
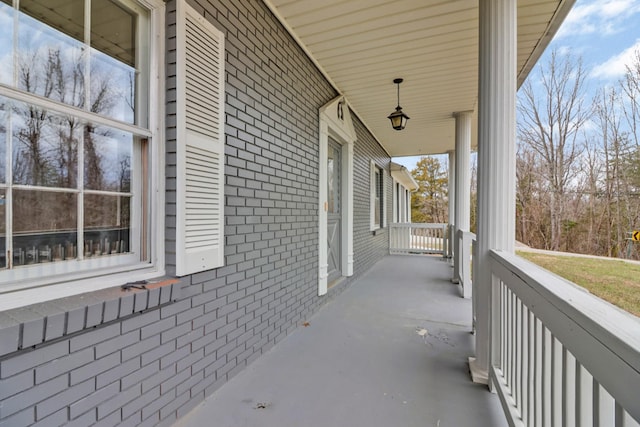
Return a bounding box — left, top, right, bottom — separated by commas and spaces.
456, 230, 476, 239
490, 250, 640, 359
490, 250, 640, 420
389, 222, 447, 229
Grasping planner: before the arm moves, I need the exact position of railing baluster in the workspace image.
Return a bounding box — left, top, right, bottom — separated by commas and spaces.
576, 363, 593, 427
552, 336, 562, 427
531, 313, 543, 427
615, 402, 624, 427
625, 410, 640, 427
516, 298, 522, 411
563, 349, 576, 427
511, 289, 516, 394
501, 283, 507, 383
543, 328, 551, 427
522, 304, 530, 423
596, 382, 615, 427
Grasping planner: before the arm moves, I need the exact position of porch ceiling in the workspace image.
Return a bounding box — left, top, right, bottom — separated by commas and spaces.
264, 0, 574, 157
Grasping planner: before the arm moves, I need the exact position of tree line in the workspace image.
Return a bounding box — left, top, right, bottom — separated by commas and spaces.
409, 48, 640, 259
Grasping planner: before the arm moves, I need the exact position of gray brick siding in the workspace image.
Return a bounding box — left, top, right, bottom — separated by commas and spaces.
0, 0, 393, 425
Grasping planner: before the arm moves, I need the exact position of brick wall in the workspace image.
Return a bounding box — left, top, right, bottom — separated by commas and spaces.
0, 1, 393, 426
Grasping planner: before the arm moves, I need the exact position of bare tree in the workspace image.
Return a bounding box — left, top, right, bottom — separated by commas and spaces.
517, 49, 591, 251
621, 50, 640, 149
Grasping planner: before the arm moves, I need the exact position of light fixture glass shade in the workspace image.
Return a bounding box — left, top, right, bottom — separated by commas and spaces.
388, 106, 410, 131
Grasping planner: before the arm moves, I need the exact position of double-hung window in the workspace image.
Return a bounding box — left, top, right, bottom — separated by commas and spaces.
370, 161, 385, 230
0, 0, 162, 291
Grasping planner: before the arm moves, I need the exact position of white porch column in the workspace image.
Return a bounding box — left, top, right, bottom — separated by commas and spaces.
452, 111, 472, 284
447, 150, 455, 259
470, 0, 516, 385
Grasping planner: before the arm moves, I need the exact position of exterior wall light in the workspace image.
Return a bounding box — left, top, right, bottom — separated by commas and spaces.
388, 78, 410, 130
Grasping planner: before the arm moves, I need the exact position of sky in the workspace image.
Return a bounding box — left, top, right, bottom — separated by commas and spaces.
393, 0, 640, 172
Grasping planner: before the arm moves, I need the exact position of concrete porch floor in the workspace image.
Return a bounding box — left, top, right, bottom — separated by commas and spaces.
174, 255, 508, 427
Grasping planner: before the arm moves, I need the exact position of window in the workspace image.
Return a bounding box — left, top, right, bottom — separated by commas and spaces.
0, 0, 162, 290
370, 161, 385, 230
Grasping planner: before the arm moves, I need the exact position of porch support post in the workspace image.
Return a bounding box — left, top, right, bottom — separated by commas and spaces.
447, 150, 456, 260
471, 0, 516, 385
452, 111, 472, 285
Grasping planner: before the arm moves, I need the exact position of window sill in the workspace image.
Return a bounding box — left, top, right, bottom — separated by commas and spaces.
0, 278, 181, 357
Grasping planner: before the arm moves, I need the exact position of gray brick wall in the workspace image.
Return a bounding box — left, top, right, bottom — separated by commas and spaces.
0, 1, 393, 425
352, 114, 394, 276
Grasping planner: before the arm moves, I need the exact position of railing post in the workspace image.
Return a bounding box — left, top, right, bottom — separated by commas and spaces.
461, 232, 473, 299
453, 229, 461, 284
471, 239, 478, 335
442, 224, 448, 259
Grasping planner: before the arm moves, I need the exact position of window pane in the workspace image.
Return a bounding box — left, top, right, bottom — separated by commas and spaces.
17, 0, 86, 107
91, 1, 138, 124
0, 98, 6, 183
84, 125, 132, 192
91, 0, 136, 67
327, 149, 334, 213
13, 189, 78, 266
0, 1, 12, 85
0, 189, 5, 269
90, 50, 136, 124
84, 194, 130, 256
12, 104, 79, 188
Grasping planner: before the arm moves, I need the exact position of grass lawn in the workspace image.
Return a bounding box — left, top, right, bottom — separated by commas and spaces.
517, 251, 640, 317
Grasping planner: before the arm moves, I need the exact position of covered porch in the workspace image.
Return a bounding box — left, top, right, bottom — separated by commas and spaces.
175, 255, 508, 427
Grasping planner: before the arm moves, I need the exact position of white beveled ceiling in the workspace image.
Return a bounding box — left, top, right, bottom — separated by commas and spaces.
264, 0, 574, 157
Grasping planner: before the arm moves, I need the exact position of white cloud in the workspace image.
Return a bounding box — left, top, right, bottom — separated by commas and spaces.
590, 39, 640, 79
556, 0, 640, 38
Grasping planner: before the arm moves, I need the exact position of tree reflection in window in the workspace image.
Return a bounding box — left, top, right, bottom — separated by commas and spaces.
0, 0, 146, 272
84, 125, 132, 192
12, 104, 79, 188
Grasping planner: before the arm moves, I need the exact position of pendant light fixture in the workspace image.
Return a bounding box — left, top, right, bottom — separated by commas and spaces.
387, 78, 410, 131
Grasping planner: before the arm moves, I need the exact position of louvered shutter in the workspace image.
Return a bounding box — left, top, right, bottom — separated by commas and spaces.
175, 1, 225, 276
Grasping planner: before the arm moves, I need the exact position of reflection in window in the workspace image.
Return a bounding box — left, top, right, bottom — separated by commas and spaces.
13, 190, 77, 266
12, 103, 79, 188
0, 1, 12, 85
7, 0, 141, 125
374, 168, 381, 227
20, 0, 84, 43
0, 0, 150, 279
17, 2, 85, 106
328, 151, 334, 214
84, 194, 130, 256
328, 144, 340, 214
0, 190, 4, 268
84, 126, 132, 192
0, 100, 6, 183
90, 0, 138, 124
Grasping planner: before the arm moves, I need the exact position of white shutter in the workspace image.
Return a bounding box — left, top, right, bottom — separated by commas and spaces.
176, 1, 225, 276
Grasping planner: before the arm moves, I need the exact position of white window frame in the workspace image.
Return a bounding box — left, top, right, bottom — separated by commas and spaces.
0, 0, 166, 311
370, 161, 385, 231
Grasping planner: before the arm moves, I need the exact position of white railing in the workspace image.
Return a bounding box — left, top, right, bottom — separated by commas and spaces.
489, 251, 640, 427
389, 223, 448, 256
454, 229, 475, 299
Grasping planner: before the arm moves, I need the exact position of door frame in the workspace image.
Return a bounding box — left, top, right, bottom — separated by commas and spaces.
318, 96, 355, 296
